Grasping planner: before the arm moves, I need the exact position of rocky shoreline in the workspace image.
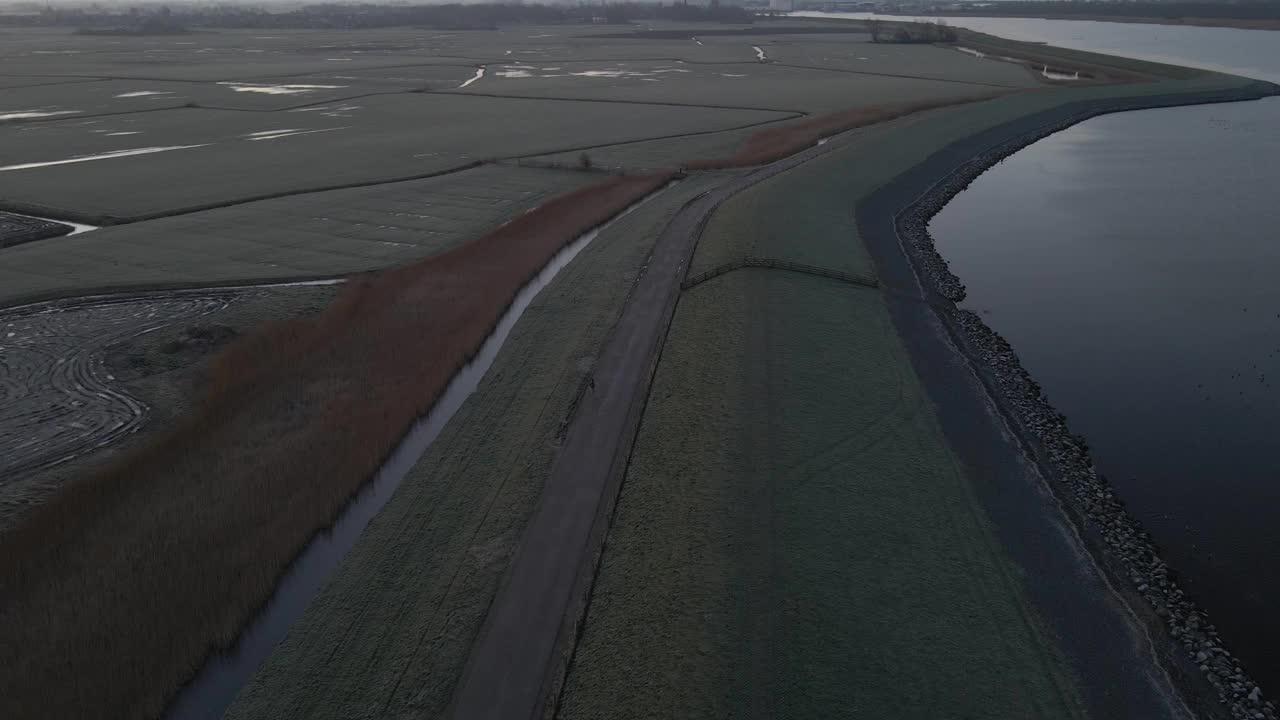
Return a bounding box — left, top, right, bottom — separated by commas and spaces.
895, 94, 1278, 720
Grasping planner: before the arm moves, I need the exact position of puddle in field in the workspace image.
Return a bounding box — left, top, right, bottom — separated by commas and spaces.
457, 66, 486, 88
0, 144, 208, 172
287, 105, 361, 118
115, 91, 173, 98
491, 63, 689, 81
5, 211, 98, 235
242, 127, 347, 141
161, 184, 672, 720
1041, 65, 1081, 80
216, 82, 346, 95
0, 109, 81, 120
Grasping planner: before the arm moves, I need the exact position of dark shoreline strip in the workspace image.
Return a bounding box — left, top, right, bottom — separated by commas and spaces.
859, 83, 1278, 720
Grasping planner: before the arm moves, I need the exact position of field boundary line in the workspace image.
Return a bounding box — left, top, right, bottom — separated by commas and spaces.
772, 61, 1026, 89
680, 256, 879, 290
435, 87, 810, 115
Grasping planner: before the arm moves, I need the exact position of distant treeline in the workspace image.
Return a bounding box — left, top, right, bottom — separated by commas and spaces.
4, 3, 754, 31
74, 18, 192, 36
867, 19, 957, 43
938, 2, 1280, 21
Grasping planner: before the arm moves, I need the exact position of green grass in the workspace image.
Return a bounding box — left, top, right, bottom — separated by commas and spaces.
765, 39, 1045, 88
557, 71, 1270, 719
558, 130, 1090, 720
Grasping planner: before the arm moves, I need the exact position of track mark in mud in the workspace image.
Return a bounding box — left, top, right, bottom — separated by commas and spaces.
0, 294, 233, 481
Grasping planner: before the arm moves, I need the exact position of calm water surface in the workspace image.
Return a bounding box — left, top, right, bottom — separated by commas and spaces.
795, 12, 1280, 82
804, 9, 1280, 694
932, 99, 1280, 691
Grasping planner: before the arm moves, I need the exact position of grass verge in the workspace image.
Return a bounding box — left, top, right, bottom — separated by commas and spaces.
0, 171, 672, 720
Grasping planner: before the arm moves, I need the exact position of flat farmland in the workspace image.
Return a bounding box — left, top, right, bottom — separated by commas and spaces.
0, 93, 787, 220
765, 39, 1045, 87
0, 27, 489, 80
452, 57, 1002, 113
0, 71, 478, 114
0, 21, 1045, 224
0, 163, 595, 305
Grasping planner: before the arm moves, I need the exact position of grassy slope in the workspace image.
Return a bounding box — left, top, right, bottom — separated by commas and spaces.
224, 174, 727, 720
558, 74, 1265, 719
558, 175, 1086, 720
449, 60, 1011, 114
0, 164, 594, 307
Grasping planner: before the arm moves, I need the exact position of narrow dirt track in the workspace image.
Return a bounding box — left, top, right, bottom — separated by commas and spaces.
449, 125, 872, 720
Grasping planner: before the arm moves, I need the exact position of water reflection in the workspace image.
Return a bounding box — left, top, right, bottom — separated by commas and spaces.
794, 12, 1280, 83
930, 97, 1280, 692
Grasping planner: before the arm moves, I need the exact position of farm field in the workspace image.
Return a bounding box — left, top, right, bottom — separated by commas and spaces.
0, 283, 339, 534
0, 93, 784, 221
3, 14, 1267, 720
0, 163, 595, 306
449, 58, 1001, 113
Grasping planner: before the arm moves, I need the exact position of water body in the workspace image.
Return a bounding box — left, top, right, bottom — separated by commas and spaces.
801, 10, 1280, 695
932, 98, 1280, 691
794, 12, 1280, 83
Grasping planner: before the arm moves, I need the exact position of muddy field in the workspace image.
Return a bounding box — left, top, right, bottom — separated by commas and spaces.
0, 283, 339, 534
